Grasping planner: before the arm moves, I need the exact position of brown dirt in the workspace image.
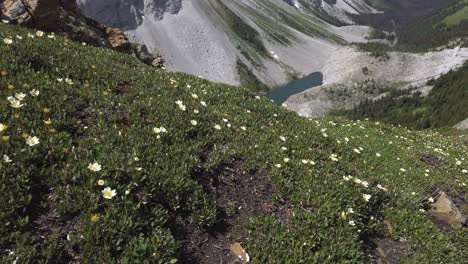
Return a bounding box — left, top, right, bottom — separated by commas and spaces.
174, 160, 291, 263
26, 188, 81, 263
112, 81, 132, 95
368, 237, 413, 264
420, 154, 443, 168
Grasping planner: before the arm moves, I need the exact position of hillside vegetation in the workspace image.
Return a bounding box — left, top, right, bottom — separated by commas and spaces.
0, 24, 467, 263
344, 62, 468, 129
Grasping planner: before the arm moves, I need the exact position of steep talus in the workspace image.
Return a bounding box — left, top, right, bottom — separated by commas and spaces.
76, 0, 376, 86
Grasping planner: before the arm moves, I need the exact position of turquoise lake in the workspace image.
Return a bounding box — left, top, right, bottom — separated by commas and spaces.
267, 72, 323, 105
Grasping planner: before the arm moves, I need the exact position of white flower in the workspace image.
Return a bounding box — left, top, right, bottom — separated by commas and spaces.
88, 162, 102, 172
361, 181, 369, 188
377, 184, 387, 192
428, 197, 434, 203
190, 120, 197, 126
400, 168, 406, 172
97, 180, 105, 186
343, 175, 350, 181
200, 101, 207, 107
65, 78, 73, 85
301, 159, 308, 164
47, 34, 55, 39
175, 100, 186, 111
330, 154, 339, 162
283, 158, 289, 163
280, 136, 286, 142
419, 209, 425, 212
30, 89, 39, 97
462, 169, 467, 174
281, 147, 287, 151
153, 127, 167, 134
240, 126, 246, 131
347, 208, 354, 214
1, 19, 9, 24
376, 153, 381, 157
7, 96, 15, 103
36, 30, 44, 37
349, 220, 356, 226
353, 148, 361, 154
3, 38, 13, 45
344, 137, 349, 142
125, 190, 130, 195
456, 160, 461, 166
26, 136, 39, 146
57, 78, 63, 82
102, 187, 117, 199
222, 118, 228, 123
191, 93, 198, 99
194, 109, 199, 114
214, 124, 221, 130
362, 194, 371, 202
309, 160, 316, 165
10, 99, 23, 108
3, 155, 12, 163
274, 164, 281, 168
0, 123, 7, 132
27, 32, 35, 38
15, 93, 26, 100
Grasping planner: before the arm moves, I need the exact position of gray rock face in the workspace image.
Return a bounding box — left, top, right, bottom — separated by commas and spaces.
77, 0, 182, 30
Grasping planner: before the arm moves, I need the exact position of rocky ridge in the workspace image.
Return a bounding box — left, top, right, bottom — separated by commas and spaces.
0, 0, 163, 67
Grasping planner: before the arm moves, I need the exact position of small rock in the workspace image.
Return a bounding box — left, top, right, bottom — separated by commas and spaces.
430, 191, 466, 230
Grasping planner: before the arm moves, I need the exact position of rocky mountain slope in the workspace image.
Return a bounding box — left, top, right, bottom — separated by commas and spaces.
77, 0, 378, 86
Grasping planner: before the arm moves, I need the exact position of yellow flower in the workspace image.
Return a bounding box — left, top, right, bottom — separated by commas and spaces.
2, 135, 10, 141
7, 84, 14, 89
1, 71, 7, 76
102, 187, 117, 199
90, 214, 99, 223
43, 118, 53, 125
26, 136, 40, 146
43, 108, 50, 113
22, 133, 29, 139
97, 179, 105, 186
340, 211, 347, 220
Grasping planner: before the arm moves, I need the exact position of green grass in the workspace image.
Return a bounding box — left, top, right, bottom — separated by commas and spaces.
0, 24, 467, 263
441, 5, 468, 26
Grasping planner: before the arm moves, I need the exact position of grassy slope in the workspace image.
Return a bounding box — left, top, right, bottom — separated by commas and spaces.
0, 24, 467, 263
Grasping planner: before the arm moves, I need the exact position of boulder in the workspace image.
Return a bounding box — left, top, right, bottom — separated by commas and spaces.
430, 191, 466, 230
